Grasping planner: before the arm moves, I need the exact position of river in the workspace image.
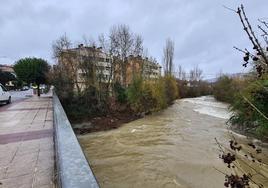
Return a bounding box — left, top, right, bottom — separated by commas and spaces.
78, 96, 268, 188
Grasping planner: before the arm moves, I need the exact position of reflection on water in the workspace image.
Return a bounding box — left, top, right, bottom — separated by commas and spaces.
79, 96, 268, 188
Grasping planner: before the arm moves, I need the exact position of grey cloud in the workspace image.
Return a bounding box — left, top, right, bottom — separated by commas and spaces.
0, 0, 267, 78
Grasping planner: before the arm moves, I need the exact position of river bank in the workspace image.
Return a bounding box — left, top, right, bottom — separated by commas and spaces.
71, 96, 214, 135
72, 101, 155, 134
72, 110, 140, 134
73, 95, 268, 143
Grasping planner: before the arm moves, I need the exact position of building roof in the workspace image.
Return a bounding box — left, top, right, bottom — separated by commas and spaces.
127, 55, 162, 68
60, 45, 110, 59
0, 64, 15, 73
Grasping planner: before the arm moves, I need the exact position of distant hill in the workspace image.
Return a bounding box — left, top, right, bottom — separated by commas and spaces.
205, 73, 250, 83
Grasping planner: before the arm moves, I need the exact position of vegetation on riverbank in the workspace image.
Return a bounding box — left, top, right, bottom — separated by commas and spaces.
53, 74, 179, 133
52, 63, 212, 134
213, 75, 247, 103
214, 74, 268, 138
213, 5, 268, 140
127, 75, 178, 113
51, 25, 181, 133
52, 63, 213, 133
177, 79, 212, 98
230, 75, 268, 138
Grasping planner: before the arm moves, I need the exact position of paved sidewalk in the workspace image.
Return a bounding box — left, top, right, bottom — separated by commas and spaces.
0, 95, 55, 188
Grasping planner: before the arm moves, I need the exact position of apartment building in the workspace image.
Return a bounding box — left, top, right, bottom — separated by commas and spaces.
0, 64, 16, 87
58, 45, 112, 90
124, 55, 162, 86
58, 45, 161, 90
0, 64, 15, 74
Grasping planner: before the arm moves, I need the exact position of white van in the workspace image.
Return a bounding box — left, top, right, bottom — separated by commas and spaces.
0, 84, 11, 104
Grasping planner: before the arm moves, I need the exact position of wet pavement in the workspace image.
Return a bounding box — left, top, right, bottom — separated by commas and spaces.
0, 95, 55, 188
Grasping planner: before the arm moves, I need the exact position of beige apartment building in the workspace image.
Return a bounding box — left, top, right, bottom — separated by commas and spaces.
0, 64, 15, 74
123, 55, 161, 86
58, 45, 113, 91
58, 45, 161, 90
0, 64, 16, 87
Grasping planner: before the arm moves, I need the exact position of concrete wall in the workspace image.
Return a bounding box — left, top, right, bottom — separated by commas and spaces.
53, 93, 99, 188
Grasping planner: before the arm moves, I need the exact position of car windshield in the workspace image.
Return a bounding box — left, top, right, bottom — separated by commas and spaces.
1, 85, 7, 92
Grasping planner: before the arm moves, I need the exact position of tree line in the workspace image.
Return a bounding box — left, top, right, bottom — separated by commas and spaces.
5, 23, 211, 127
50, 24, 181, 123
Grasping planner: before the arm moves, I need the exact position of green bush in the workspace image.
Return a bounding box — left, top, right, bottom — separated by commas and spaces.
127, 75, 178, 113
114, 81, 127, 104
127, 76, 144, 112
229, 77, 268, 137
149, 78, 167, 110
176, 80, 212, 98
164, 75, 179, 104
214, 74, 268, 137
126, 76, 156, 113
213, 75, 244, 103
60, 86, 108, 122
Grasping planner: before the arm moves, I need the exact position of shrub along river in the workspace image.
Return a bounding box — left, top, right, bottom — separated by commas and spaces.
78, 96, 268, 188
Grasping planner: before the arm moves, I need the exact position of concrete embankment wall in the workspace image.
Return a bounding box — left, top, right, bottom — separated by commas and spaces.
53, 92, 99, 188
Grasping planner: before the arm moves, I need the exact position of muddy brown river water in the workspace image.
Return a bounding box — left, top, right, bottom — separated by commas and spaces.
78, 96, 268, 188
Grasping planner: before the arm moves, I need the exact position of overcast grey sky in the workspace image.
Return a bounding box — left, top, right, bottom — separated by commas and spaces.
0, 0, 267, 78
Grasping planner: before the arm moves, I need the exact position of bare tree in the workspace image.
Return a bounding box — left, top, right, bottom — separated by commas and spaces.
234, 4, 268, 76
194, 65, 203, 81
163, 38, 175, 76
98, 33, 110, 54
189, 69, 195, 82
52, 35, 82, 94
177, 65, 185, 80
52, 34, 72, 59
109, 24, 144, 87
132, 34, 144, 56
189, 65, 203, 81
181, 71, 187, 81
110, 24, 132, 87
82, 35, 96, 47
98, 34, 114, 96
76, 45, 97, 90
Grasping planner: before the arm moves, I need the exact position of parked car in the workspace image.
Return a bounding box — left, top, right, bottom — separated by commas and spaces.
0, 84, 11, 104
21, 86, 29, 91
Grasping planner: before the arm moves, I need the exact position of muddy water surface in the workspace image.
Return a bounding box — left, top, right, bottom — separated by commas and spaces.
79, 96, 268, 188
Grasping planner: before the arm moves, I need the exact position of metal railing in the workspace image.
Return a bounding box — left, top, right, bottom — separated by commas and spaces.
53, 92, 99, 188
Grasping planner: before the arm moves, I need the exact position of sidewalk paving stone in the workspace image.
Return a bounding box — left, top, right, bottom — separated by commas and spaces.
0, 95, 55, 188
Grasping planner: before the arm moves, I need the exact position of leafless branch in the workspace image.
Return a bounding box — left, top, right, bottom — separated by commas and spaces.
222, 5, 237, 13
240, 5, 268, 64
163, 38, 175, 76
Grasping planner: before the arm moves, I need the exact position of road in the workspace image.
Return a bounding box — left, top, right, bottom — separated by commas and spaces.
10, 89, 34, 102
0, 89, 34, 108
